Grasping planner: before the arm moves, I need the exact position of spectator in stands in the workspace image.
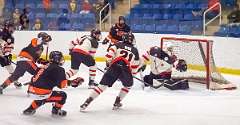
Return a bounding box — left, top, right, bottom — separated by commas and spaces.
192, 0, 220, 18
19, 8, 30, 30
57, 9, 70, 30
48, 21, 58, 30
12, 8, 21, 29
80, 0, 92, 14
69, 0, 77, 13
43, 0, 51, 12
93, 0, 109, 23
227, 4, 240, 24
32, 18, 43, 30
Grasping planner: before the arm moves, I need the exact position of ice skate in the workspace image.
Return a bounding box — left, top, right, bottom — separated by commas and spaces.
0, 84, 7, 94
52, 107, 67, 117
23, 107, 36, 116
80, 97, 93, 111
14, 81, 22, 89
88, 80, 98, 89
112, 96, 122, 110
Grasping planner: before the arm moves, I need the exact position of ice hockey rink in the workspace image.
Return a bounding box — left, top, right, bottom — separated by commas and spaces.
0, 62, 240, 125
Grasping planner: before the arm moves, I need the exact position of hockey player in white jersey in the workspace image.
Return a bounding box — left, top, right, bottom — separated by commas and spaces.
66, 29, 101, 88
139, 44, 189, 90
0, 21, 22, 89
80, 33, 140, 111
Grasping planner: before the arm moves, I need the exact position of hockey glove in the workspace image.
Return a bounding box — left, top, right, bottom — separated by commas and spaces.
3, 54, 12, 65
170, 55, 177, 64
176, 59, 187, 72
102, 38, 109, 45
68, 77, 84, 88
37, 58, 49, 65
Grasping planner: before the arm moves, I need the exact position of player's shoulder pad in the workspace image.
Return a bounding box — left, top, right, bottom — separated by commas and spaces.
88, 36, 99, 48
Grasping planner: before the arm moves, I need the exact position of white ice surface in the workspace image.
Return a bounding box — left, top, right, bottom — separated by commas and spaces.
0, 62, 240, 125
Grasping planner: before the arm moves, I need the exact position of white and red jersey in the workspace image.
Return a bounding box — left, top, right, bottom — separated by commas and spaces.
142, 46, 176, 75
0, 39, 14, 56
69, 36, 99, 57
106, 42, 140, 75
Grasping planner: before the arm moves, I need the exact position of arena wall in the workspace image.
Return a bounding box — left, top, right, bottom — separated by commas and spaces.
12, 31, 240, 75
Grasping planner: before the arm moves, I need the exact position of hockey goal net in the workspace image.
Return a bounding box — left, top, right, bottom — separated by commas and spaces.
160, 37, 236, 90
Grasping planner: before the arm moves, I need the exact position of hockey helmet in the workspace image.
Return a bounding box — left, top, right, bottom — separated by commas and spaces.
118, 16, 126, 26
38, 32, 52, 44
4, 20, 15, 34
49, 51, 65, 66
122, 33, 135, 45
90, 28, 101, 41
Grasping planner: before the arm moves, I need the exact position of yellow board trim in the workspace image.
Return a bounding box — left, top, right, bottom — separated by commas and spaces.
12, 55, 240, 76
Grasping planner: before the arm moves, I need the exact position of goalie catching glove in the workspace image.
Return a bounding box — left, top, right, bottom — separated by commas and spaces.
176, 59, 187, 72
68, 77, 84, 88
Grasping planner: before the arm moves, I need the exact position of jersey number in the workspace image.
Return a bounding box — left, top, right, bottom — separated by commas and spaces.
120, 50, 133, 62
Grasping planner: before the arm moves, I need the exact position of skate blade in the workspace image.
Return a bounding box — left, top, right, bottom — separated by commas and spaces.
51, 114, 67, 117
112, 106, 121, 110
80, 108, 87, 112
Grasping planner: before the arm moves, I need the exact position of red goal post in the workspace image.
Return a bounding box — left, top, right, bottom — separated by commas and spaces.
160, 37, 236, 90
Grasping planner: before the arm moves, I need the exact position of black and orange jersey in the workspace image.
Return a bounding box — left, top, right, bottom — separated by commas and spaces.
107, 23, 131, 44
19, 38, 44, 62
28, 63, 67, 95
105, 42, 139, 74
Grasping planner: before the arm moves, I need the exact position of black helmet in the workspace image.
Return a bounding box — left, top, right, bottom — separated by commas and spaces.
118, 16, 126, 22
38, 32, 52, 44
49, 51, 64, 66
122, 33, 135, 45
90, 28, 101, 41
3, 20, 15, 34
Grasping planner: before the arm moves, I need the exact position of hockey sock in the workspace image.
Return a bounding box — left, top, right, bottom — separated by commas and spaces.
90, 85, 107, 99
117, 87, 131, 101
30, 100, 45, 109
66, 69, 78, 79
3, 78, 12, 86
89, 65, 97, 81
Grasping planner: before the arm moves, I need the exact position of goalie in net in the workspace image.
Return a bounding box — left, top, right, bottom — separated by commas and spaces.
139, 44, 189, 90
160, 37, 237, 90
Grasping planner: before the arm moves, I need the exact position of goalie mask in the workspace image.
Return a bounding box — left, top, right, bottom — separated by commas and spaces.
38, 32, 52, 45
49, 51, 65, 66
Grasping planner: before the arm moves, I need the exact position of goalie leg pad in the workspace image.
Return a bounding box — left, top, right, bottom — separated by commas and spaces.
164, 79, 189, 90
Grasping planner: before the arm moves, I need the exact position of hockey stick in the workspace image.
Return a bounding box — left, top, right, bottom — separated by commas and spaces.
11, 60, 16, 65
97, 67, 157, 89
45, 43, 49, 60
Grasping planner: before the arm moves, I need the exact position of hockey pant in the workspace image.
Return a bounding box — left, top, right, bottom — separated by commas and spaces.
67, 52, 96, 80
3, 60, 38, 86
28, 91, 67, 110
